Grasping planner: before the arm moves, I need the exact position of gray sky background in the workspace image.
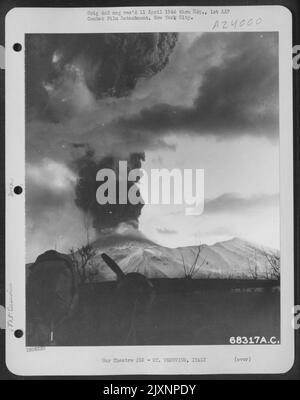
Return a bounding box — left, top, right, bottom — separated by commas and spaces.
25, 32, 279, 262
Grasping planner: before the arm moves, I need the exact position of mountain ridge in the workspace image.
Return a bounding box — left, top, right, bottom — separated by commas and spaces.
86, 236, 279, 281
26, 236, 279, 282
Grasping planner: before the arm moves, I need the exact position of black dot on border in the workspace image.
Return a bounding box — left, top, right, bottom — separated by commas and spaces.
14, 186, 23, 195
14, 329, 23, 339
13, 43, 22, 52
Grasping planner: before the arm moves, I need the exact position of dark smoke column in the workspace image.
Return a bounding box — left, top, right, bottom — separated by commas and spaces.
26, 32, 179, 231
69, 33, 178, 232
75, 152, 145, 232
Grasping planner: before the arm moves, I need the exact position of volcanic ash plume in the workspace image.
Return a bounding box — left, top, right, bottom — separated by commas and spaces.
27, 33, 178, 121
26, 33, 178, 250
74, 152, 145, 232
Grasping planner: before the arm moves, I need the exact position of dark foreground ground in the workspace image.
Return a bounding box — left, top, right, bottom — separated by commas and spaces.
27, 279, 280, 346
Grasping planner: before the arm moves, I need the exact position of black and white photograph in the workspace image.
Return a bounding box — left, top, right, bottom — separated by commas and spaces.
25, 30, 281, 347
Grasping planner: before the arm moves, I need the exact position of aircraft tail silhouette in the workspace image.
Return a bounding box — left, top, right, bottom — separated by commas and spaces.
101, 253, 126, 280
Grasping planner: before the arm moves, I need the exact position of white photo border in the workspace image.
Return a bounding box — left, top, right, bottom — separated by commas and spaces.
5, 5, 294, 375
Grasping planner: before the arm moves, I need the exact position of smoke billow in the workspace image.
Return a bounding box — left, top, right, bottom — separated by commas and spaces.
25, 32, 280, 259
74, 151, 145, 231
27, 33, 178, 121
114, 32, 279, 140
26, 33, 178, 235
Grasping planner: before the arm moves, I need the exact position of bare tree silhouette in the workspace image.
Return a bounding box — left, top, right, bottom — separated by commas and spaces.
179, 245, 208, 279
262, 249, 280, 281
69, 244, 96, 284
247, 250, 259, 280
69, 213, 97, 283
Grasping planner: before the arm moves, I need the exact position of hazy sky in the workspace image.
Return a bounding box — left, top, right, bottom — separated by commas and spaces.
25, 32, 279, 262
